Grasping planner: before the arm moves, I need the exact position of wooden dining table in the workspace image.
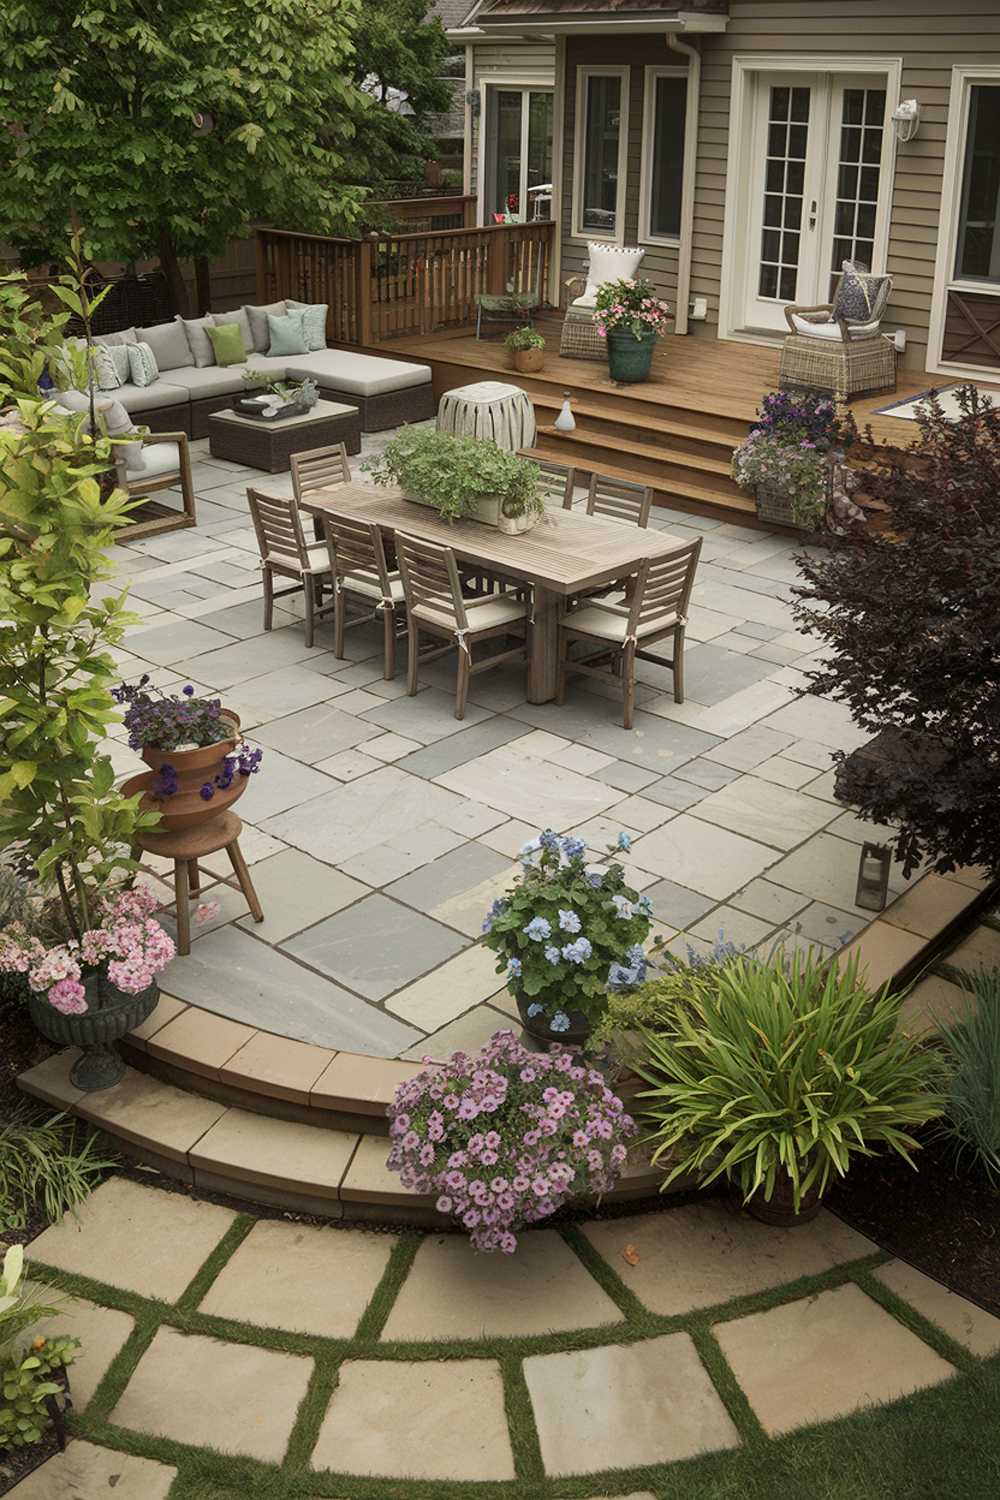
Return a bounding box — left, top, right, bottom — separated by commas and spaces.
298, 482, 690, 703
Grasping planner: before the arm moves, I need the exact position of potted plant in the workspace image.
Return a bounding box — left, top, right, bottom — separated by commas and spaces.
504, 325, 546, 374
482, 829, 653, 1044
112, 678, 263, 832
365, 429, 544, 534
594, 277, 671, 385
1, 1246, 78, 1459
237, 368, 319, 418
629, 947, 944, 1225
732, 391, 859, 528
386, 1030, 636, 1252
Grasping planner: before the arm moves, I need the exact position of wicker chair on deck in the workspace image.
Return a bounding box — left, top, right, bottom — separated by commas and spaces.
780, 263, 896, 400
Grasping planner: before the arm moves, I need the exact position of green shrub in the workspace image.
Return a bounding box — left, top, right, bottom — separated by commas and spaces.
503, 325, 545, 352
938, 966, 1000, 1186
0, 1110, 116, 1233
632, 949, 945, 1212
0, 1246, 78, 1451
364, 428, 542, 522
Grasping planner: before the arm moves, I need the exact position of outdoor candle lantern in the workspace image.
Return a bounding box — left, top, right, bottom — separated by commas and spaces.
856, 841, 892, 911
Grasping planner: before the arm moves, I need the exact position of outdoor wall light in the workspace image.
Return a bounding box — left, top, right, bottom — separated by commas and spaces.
465, 90, 481, 118
891, 99, 920, 144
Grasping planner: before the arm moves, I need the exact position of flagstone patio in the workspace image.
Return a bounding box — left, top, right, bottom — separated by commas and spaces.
104, 431, 922, 1061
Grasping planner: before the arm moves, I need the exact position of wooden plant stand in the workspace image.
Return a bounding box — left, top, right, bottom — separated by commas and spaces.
138, 811, 263, 955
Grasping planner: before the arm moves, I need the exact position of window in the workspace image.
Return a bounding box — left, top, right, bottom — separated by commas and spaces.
482, 86, 553, 223
574, 67, 629, 239
641, 70, 687, 243
955, 83, 1000, 282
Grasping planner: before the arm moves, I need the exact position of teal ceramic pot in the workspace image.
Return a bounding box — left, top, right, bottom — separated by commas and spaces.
28, 972, 159, 1091
606, 328, 657, 385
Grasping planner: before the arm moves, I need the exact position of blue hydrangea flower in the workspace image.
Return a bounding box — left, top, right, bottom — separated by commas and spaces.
539, 829, 560, 851
523, 916, 552, 942
612, 894, 634, 919
544, 944, 562, 965
558, 908, 581, 933
561, 835, 586, 860
519, 837, 542, 861
626, 943, 646, 966
561, 937, 593, 965
616, 831, 632, 851
527, 1002, 544, 1018
607, 955, 648, 990
550, 1011, 571, 1033
481, 898, 508, 934
585, 870, 604, 888
507, 957, 522, 979
636, 894, 653, 916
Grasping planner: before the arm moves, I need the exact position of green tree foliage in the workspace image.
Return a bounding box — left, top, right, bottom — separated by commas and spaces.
350, 0, 452, 190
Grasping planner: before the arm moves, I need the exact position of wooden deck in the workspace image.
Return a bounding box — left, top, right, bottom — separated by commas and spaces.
368, 317, 969, 528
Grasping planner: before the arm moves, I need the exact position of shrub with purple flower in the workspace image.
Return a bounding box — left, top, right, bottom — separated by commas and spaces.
731, 390, 859, 528
112, 676, 234, 752
481, 829, 652, 1034
386, 1030, 637, 1251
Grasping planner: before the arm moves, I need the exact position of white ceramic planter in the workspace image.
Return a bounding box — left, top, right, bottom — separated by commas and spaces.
405, 493, 540, 534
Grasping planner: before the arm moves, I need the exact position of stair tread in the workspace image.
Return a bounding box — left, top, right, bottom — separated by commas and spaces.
532, 393, 743, 450
523, 445, 758, 515
537, 423, 736, 478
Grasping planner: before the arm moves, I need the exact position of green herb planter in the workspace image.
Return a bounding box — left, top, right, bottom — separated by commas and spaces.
28, 974, 159, 1091
606, 329, 657, 385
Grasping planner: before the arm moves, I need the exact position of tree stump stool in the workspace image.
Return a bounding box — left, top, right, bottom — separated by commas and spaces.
137, 811, 263, 956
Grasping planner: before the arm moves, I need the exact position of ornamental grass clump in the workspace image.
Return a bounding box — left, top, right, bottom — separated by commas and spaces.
632, 948, 944, 1213
387, 1030, 636, 1252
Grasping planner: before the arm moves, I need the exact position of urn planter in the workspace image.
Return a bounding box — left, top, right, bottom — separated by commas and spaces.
606, 328, 657, 385
512, 348, 545, 374
28, 973, 160, 1091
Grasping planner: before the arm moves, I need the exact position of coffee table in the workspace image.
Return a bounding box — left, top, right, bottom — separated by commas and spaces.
207, 399, 362, 473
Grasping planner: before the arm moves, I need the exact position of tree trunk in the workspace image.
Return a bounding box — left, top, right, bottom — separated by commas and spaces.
194, 255, 213, 315
158, 225, 190, 317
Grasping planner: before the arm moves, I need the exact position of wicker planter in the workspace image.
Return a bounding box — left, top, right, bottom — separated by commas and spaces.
28, 972, 160, 1091
511, 985, 592, 1046
607, 329, 657, 385
754, 462, 839, 529
512, 348, 544, 374
130, 712, 246, 832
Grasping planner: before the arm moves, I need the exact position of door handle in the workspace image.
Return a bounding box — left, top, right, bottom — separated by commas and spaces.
808, 199, 818, 230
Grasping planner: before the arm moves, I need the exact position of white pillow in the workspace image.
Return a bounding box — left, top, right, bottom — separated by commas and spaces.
127, 342, 160, 387
571, 244, 645, 307
177, 314, 216, 368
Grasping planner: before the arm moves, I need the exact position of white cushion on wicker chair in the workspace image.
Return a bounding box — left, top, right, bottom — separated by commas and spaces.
789, 314, 881, 341
413, 594, 527, 633
570, 244, 645, 308
563, 604, 679, 641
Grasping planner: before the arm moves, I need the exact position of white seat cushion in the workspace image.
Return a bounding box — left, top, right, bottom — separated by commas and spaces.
343, 570, 405, 603
413, 594, 527, 633
571, 243, 645, 307
563, 604, 679, 642
789, 314, 881, 341
132, 442, 180, 479
264, 544, 329, 573
113, 380, 190, 413
160, 365, 247, 398
284, 350, 432, 396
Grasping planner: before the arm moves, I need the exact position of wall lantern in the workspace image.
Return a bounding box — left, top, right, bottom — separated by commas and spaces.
891, 99, 920, 144
465, 89, 481, 119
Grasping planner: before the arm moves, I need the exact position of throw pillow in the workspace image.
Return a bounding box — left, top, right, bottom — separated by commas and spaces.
91, 343, 130, 391
286, 299, 328, 351
243, 300, 288, 353
212, 307, 254, 352
135, 319, 193, 372
53, 390, 145, 470
207, 321, 247, 367
832, 261, 889, 324
177, 314, 216, 368
127, 342, 160, 388
266, 309, 308, 357
93, 328, 138, 347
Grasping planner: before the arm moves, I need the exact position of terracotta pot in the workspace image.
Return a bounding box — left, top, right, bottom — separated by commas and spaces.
743, 1170, 824, 1227
132, 711, 246, 831
513, 347, 544, 373
28, 972, 159, 1091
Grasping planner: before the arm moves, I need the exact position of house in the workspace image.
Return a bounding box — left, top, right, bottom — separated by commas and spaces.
448, 0, 1000, 379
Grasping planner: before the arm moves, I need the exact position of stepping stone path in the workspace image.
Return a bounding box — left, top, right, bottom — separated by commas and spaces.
18, 1176, 995, 1494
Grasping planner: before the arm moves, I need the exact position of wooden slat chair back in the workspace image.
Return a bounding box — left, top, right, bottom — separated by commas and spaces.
395, 531, 529, 720
247, 488, 333, 648
321, 512, 406, 679
586, 473, 653, 528
290, 442, 352, 499
557, 537, 701, 728
531, 457, 576, 510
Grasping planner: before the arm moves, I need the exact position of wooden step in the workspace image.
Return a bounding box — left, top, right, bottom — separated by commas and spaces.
536, 423, 741, 490
18, 1050, 670, 1225
529, 390, 743, 462
522, 442, 760, 523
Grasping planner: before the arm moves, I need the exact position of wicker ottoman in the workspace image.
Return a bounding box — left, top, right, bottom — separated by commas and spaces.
207, 400, 362, 473
559, 306, 606, 362
778, 333, 896, 402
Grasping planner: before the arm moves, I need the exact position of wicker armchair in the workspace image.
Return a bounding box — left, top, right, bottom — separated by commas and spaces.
780, 268, 896, 400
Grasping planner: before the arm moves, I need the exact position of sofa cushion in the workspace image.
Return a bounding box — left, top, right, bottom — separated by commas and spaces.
213, 307, 255, 351
53, 389, 145, 470
113, 380, 190, 414
244, 300, 288, 353
158, 364, 247, 398
789, 313, 880, 342
177, 314, 216, 368
284, 350, 432, 397
93, 328, 138, 347
132, 441, 182, 480
286, 299, 329, 351
135, 319, 193, 372
267, 309, 308, 357
92, 344, 130, 390
127, 342, 160, 387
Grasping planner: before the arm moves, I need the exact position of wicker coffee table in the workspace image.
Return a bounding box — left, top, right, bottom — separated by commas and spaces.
207, 399, 362, 473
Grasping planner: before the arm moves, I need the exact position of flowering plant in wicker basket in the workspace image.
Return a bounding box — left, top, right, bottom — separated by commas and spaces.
732, 392, 859, 527
593, 278, 670, 340
386, 1030, 637, 1252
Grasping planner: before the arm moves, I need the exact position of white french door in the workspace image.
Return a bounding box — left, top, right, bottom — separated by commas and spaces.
481, 86, 554, 223
742, 73, 889, 332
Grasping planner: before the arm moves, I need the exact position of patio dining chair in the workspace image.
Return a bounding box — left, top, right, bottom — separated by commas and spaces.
320, 512, 407, 680
291, 441, 352, 541
247, 488, 334, 648
586, 473, 653, 528
557, 539, 702, 729
530, 456, 576, 510
395, 532, 529, 720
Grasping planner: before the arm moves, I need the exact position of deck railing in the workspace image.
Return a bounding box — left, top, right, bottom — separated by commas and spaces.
256, 220, 554, 345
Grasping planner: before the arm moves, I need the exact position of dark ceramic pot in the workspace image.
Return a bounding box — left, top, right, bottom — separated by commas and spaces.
28, 971, 159, 1091
607, 328, 657, 385
511, 986, 591, 1046
743, 1170, 824, 1227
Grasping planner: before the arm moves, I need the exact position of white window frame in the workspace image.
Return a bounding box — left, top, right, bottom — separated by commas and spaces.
927, 65, 1000, 378
638, 65, 688, 247
477, 78, 556, 225
572, 64, 630, 243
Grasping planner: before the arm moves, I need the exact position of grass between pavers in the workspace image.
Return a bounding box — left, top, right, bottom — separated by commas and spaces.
23, 1197, 1000, 1500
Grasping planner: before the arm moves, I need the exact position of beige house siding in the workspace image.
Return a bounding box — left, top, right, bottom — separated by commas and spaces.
469, 40, 556, 209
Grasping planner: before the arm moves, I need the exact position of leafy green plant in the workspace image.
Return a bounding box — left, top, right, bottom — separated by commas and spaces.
0, 1245, 78, 1451
937, 966, 1000, 1186
632, 949, 945, 1212
0, 238, 159, 943
0, 1111, 116, 1233
365, 429, 542, 522
503, 325, 545, 353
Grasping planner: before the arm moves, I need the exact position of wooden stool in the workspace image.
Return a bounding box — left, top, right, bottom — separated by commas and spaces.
137, 811, 263, 956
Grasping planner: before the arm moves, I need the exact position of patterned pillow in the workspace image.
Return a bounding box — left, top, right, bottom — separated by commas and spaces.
832, 261, 889, 323
285, 299, 329, 351
91, 343, 130, 391
127, 341, 160, 388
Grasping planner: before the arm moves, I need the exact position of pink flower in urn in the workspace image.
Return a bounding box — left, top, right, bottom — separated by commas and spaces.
48, 978, 88, 1015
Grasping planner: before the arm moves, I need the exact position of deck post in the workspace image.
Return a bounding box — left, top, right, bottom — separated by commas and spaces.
357, 238, 374, 347
486, 226, 508, 296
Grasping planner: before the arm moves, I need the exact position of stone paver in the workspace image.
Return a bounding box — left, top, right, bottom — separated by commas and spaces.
233, 848, 369, 942
897, 973, 975, 1034
199, 1221, 396, 1336
31, 1291, 134, 1411
875, 1261, 1000, 1355
109, 1326, 312, 1461
9, 1440, 175, 1499
693, 774, 834, 851
437, 745, 623, 829
714, 1283, 955, 1436
30, 1178, 235, 1299
622, 814, 778, 897
283, 894, 466, 1001
947, 921, 1000, 973
524, 1333, 739, 1475
385, 841, 510, 915
382, 1230, 622, 1340
310, 1358, 515, 1479
581, 1205, 874, 1316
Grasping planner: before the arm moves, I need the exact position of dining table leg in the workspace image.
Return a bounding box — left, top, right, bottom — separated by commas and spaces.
527, 583, 561, 703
